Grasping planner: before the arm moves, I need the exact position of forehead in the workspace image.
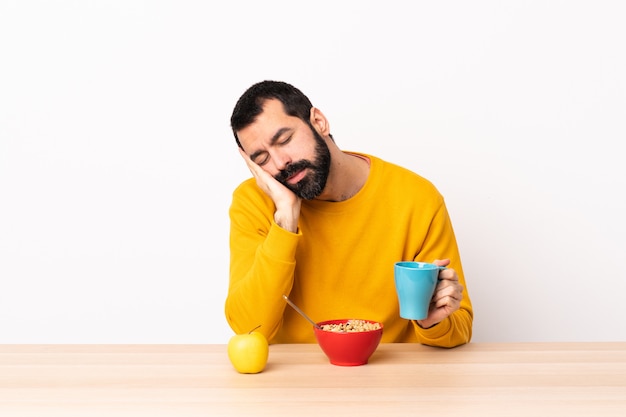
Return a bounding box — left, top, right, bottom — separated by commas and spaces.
254, 99, 292, 125
238, 99, 302, 146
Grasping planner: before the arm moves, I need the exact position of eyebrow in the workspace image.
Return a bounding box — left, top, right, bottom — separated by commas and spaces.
249, 127, 291, 162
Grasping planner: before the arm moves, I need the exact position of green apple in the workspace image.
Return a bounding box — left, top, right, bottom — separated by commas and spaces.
227, 326, 269, 374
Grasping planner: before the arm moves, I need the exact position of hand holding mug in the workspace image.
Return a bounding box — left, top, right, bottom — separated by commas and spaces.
394, 259, 464, 328
419, 259, 464, 328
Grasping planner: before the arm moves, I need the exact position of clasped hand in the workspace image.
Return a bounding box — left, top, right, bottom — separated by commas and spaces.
239, 148, 301, 232
416, 258, 464, 329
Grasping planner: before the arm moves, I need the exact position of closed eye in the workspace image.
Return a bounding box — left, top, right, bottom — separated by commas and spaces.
250, 128, 293, 166
253, 152, 270, 166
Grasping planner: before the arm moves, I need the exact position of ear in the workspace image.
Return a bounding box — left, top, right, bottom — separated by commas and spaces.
309, 107, 331, 137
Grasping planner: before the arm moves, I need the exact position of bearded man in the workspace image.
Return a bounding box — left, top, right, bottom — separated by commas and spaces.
225, 80, 472, 347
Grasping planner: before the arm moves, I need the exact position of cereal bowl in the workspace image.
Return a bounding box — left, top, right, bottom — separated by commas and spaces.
313, 319, 383, 366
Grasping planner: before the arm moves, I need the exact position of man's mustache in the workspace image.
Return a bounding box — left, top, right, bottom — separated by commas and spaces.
275, 160, 313, 183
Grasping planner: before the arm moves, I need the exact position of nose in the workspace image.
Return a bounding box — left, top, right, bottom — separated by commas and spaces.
270, 149, 292, 173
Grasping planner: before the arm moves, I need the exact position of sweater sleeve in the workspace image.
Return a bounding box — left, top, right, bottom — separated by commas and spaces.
411, 200, 474, 347
225, 181, 301, 340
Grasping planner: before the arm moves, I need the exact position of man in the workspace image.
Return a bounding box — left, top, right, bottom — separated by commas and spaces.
225, 80, 472, 346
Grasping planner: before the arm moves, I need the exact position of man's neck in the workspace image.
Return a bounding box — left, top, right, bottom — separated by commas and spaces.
316, 151, 370, 202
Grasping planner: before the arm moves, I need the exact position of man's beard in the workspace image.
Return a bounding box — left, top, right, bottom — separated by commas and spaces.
274, 129, 331, 200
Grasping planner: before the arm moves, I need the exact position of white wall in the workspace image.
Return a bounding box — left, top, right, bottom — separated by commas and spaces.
1, 0, 624, 343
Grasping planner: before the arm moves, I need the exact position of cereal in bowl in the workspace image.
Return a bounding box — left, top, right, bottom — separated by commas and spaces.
320, 319, 381, 332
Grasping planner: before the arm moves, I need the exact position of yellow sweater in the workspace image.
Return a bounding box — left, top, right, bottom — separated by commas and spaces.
226, 153, 473, 346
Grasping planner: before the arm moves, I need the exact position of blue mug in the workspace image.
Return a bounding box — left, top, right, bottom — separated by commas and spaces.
394, 261, 444, 320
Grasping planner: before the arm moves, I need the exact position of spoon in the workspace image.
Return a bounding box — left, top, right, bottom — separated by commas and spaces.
282, 294, 321, 329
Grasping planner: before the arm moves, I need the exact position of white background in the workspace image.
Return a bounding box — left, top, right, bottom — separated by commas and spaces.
1, 1, 625, 343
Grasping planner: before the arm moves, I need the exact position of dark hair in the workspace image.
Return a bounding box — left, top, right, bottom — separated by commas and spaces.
230, 80, 313, 147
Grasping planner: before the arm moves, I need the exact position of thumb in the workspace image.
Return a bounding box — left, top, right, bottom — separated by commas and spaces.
432, 258, 451, 267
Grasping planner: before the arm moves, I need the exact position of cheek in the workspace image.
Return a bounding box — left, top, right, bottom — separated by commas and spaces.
264, 165, 280, 178
290, 140, 317, 163
253, 157, 278, 177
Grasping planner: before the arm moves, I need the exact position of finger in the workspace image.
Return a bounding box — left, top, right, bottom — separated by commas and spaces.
238, 147, 251, 163
434, 293, 461, 310
238, 148, 259, 173
239, 148, 272, 185
433, 283, 463, 302
437, 267, 458, 281
432, 258, 450, 267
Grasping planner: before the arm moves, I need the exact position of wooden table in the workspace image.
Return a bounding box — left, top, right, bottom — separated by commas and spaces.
1, 343, 625, 416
